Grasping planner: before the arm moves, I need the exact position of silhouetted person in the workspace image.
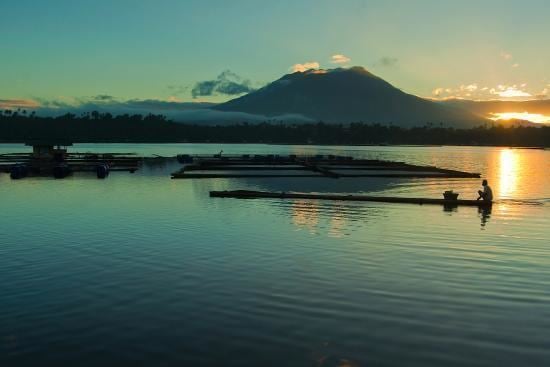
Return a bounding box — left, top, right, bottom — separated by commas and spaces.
477, 179, 493, 201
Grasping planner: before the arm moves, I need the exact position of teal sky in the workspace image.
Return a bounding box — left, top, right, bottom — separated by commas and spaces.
1, 0, 549, 106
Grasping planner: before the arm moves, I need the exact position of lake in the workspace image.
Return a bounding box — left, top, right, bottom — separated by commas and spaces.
1, 144, 549, 367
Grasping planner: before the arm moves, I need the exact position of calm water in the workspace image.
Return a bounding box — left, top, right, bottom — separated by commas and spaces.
1, 144, 549, 367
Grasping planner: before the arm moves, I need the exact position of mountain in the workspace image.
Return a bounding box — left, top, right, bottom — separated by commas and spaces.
214, 67, 486, 127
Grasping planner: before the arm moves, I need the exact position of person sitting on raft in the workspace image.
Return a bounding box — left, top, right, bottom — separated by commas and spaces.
477, 179, 493, 201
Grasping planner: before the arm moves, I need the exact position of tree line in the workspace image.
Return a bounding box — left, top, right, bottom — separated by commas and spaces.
1, 110, 549, 147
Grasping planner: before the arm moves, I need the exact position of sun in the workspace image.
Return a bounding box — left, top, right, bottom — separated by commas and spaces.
489, 112, 550, 124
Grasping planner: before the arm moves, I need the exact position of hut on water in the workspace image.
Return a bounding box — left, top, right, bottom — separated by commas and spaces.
25, 141, 73, 161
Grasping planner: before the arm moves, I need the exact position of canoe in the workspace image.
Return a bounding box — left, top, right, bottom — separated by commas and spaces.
209, 190, 493, 207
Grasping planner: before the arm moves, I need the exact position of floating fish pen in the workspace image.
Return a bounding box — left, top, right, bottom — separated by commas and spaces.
0, 142, 140, 179
171, 154, 480, 179
210, 190, 493, 207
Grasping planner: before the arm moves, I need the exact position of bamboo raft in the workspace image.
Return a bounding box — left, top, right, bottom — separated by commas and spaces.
172, 154, 480, 179
210, 190, 493, 207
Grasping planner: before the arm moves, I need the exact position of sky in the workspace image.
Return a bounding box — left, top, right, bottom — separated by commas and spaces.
1, 0, 549, 109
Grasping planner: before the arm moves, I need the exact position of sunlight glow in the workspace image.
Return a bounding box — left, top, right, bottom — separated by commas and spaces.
489, 112, 550, 124
499, 149, 519, 198
291, 62, 320, 73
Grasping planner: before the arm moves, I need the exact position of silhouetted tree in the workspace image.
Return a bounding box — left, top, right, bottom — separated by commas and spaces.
0, 112, 548, 146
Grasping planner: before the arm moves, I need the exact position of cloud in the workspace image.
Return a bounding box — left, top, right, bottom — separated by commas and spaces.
375, 57, 398, 67
500, 52, 513, 60
117, 99, 215, 111
5, 96, 313, 124
330, 54, 351, 64
460, 84, 478, 92
93, 95, 116, 101
500, 51, 522, 69
191, 70, 256, 98
291, 62, 320, 73
431, 83, 536, 101
17, 96, 215, 114
432, 88, 444, 97
535, 88, 548, 99
308, 69, 328, 74
492, 87, 532, 98
167, 84, 189, 96
165, 110, 313, 124
167, 96, 182, 102
0, 99, 40, 109
433, 84, 477, 98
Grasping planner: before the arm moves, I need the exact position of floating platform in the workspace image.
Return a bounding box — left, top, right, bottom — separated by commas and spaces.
0, 144, 140, 179
172, 154, 480, 179
210, 190, 493, 207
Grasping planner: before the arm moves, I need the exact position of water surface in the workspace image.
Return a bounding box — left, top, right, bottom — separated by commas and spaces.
1, 144, 549, 366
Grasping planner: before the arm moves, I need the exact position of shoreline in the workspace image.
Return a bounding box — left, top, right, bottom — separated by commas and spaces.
0, 141, 547, 149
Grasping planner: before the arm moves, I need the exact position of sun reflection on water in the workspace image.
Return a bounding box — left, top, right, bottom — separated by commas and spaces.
291, 200, 319, 231
498, 149, 520, 199
328, 211, 345, 238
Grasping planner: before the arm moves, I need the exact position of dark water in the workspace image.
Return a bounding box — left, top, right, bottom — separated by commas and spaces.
1, 144, 549, 367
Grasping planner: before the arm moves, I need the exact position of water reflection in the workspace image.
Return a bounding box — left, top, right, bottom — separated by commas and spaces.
443, 204, 458, 212
291, 200, 319, 231
498, 149, 520, 199
328, 211, 346, 238
289, 201, 354, 236
478, 206, 492, 229
288, 196, 498, 234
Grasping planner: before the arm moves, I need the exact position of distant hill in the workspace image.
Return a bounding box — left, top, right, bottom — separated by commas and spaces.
440, 99, 550, 115
214, 67, 487, 128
